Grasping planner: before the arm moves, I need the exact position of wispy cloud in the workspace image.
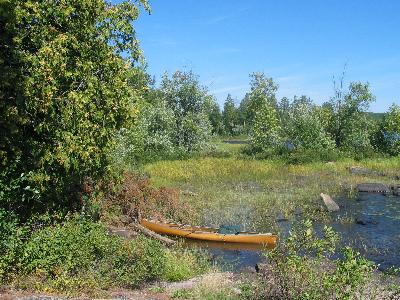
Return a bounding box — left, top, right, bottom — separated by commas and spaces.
197, 7, 250, 26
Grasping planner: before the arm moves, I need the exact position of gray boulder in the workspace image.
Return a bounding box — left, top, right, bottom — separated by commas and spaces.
320, 193, 339, 212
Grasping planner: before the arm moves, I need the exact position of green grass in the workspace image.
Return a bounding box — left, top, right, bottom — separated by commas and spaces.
144, 153, 400, 231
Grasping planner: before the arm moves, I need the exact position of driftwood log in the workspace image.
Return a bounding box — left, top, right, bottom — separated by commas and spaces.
133, 223, 176, 247
107, 224, 176, 247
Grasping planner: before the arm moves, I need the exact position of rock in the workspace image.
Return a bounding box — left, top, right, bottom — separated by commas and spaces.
390, 185, 400, 196
320, 193, 339, 212
357, 183, 391, 195
355, 216, 378, 226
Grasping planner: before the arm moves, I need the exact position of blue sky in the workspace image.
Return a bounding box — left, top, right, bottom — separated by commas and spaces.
129, 0, 400, 112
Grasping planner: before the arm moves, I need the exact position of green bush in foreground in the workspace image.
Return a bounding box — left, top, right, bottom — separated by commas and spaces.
0, 216, 210, 296
249, 220, 375, 300
13, 217, 166, 292
163, 248, 210, 282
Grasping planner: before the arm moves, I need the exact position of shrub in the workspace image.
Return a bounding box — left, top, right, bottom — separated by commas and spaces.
250, 220, 375, 299
12, 217, 167, 293
100, 172, 195, 226
163, 248, 210, 282
0, 209, 27, 282
282, 96, 335, 152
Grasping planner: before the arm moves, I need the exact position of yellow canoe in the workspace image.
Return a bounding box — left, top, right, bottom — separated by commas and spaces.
140, 219, 277, 246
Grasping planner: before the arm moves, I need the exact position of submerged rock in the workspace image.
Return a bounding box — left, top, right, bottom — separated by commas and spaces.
320, 193, 339, 212
355, 216, 378, 226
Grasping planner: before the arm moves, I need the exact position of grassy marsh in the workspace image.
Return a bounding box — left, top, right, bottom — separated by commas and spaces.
144, 149, 400, 231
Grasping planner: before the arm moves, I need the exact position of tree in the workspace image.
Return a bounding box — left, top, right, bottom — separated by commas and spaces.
222, 94, 239, 136
285, 96, 335, 151
326, 81, 376, 151
160, 70, 212, 151
383, 104, 400, 155
114, 101, 176, 165
239, 72, 278, 130
250, 103, 281, 152
204, 95, 223, 135
0, 0, 149, 215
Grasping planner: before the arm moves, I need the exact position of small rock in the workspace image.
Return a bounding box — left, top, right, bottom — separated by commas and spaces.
320, 193, 339, 212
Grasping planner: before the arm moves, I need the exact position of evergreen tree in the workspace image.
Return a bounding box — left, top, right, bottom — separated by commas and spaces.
222, 94, 239, 135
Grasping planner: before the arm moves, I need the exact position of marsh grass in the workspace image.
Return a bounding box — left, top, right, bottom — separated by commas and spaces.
144, 155, 400, 230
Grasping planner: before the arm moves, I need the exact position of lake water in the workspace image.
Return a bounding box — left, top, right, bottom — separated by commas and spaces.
185, 193, 400, 272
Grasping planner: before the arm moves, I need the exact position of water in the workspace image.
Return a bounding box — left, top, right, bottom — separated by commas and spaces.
184, 193, 400, 272
333, 193, 400, 270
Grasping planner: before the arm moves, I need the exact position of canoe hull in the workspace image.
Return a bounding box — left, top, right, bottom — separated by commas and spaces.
140, 219, 277, 246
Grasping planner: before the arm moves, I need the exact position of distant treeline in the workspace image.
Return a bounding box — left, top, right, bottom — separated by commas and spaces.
116, 69, 400, 164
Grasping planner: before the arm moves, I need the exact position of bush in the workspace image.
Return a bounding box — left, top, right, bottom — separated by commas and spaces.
163, 248, 210, 282
0, 209, 27, 282
249, 220, 375, 299
0, 215, 212, 295
6, 217, 166, 293
100, 172, 195, 226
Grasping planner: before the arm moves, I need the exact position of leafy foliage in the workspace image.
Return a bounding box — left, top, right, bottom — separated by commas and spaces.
240, 73, 279, 131
281, 96, 335, 151
326, 81, 376, 151
250, 102, 282, 152
250, 220, 375, 299
160, 70, 212, 152
114, 102, 177, 165
0, 0, 149, 215
383, 104, 400, 155
1, 215, 210, 295
204, 95, 223, 135
222, 94, 240, 136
